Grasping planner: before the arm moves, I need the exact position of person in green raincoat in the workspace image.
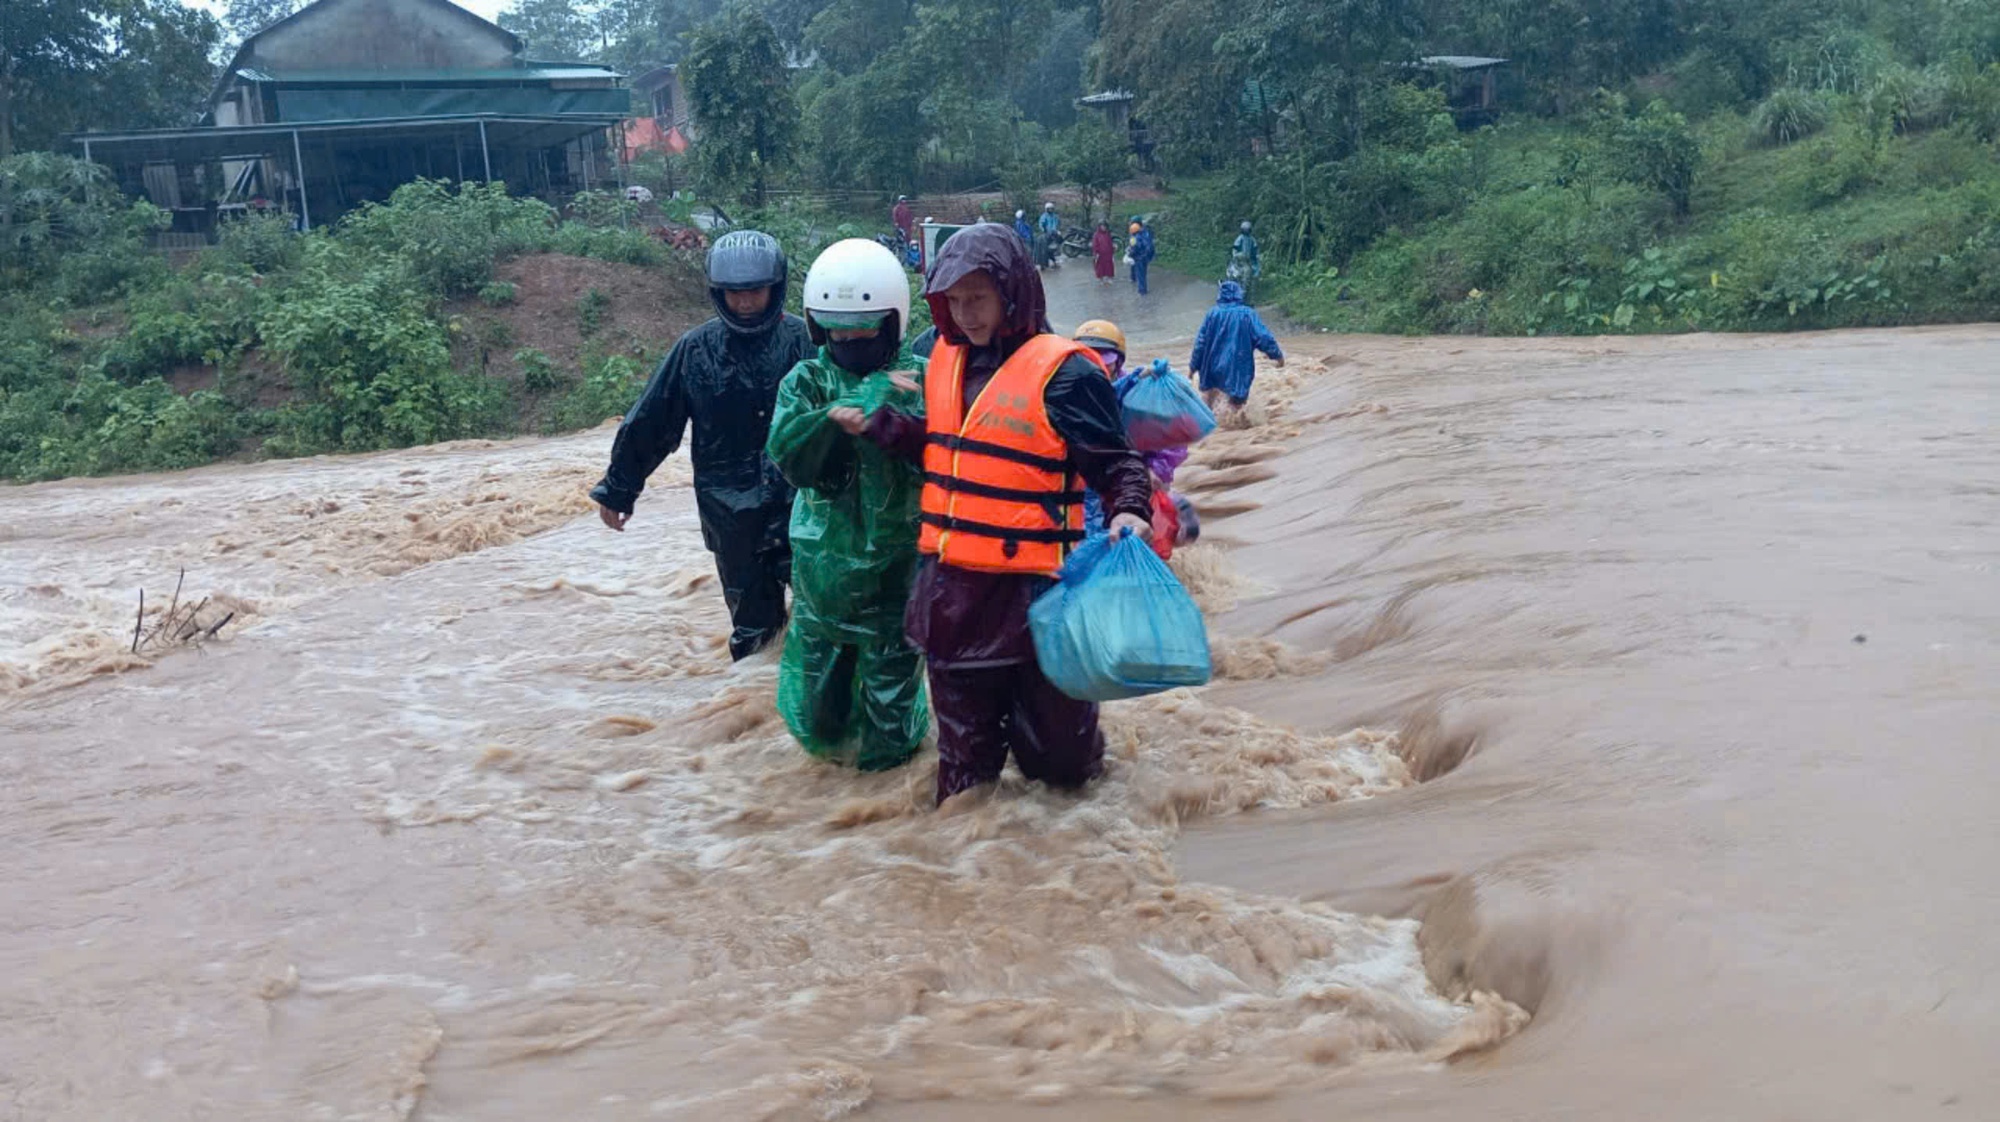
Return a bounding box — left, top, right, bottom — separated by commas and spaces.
766, 239, 930, 770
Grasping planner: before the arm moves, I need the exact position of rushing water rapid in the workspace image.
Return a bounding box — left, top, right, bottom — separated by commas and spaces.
6, 267, 1994, 1119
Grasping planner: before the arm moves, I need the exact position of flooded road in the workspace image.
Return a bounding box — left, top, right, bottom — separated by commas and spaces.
4, 291, 1996, 1118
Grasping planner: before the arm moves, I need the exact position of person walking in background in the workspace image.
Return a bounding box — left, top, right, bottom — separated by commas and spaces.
1037, 202, 1062, 269
1189, 279, 1284, 416
1013, 209, 1035, 248
892, 195, 914, 241
1128, 216, 1156, 296
1228, 220, 1261, 299
591, 231, 815, 661
1091, 221, 1116, 284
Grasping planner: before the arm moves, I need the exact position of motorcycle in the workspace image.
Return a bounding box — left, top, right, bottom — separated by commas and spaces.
875, 231, 922, 272
1225, 252, 1259, 302
1060, 226, 1117, 260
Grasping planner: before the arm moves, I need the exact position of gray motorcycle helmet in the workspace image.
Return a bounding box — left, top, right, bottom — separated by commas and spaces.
1240, 220, 1253, 234
706, 230, 789, 334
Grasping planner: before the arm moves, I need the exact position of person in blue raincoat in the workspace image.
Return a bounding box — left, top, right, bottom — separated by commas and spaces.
1013, 209, 1035, 247
1128, 217, 1156, 296
1189, 279, 1284, 413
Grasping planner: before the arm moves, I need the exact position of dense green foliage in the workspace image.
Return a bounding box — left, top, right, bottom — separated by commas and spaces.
10, 0, 2000, 482
1126, 2, 2000, 334
0, 162, 684, 482
681, 8, 801, 205
0, 0, 222, 157
1159, 112, 2000, 335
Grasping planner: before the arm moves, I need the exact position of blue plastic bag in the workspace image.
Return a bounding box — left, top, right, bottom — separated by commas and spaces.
1119, 358, 1216, 452
1030, 530, 1212, 702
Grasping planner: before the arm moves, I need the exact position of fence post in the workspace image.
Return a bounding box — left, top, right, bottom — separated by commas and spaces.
291, 129, 311, 231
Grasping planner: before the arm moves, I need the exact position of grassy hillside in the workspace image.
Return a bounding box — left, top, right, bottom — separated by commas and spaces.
0, 171, 718, 483
1154, 88, 2000, 336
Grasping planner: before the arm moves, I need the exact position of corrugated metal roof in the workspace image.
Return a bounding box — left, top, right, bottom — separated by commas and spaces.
235, 65, 621, 83
72, 112, 626, 164
1079, 90, 1134, 105
1419, 55, 1508, 70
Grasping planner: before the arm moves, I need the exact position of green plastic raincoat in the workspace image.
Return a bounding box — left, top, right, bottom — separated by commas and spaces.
766, 344, 929, 770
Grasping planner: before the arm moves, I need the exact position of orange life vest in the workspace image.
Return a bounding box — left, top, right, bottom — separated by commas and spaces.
919, 335, 1103, 574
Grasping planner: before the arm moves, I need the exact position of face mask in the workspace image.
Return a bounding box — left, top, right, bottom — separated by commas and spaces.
828, 331, 899, 374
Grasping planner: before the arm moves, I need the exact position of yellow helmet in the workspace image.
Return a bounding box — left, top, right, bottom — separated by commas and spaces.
1072, 319, 1127, 354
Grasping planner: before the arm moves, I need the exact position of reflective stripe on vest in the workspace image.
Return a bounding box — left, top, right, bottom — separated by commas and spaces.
918, 335, 1103, 574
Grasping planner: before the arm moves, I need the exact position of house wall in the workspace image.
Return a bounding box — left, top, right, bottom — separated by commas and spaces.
636, 71, 692, 130
244, 0, 517, 72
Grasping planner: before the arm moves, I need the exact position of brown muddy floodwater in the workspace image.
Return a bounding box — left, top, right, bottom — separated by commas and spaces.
3, 302, 1996, 1120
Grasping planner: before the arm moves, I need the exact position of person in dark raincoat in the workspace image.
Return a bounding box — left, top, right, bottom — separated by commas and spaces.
590, 230, 815, 661
767, 239, 929, 771
1189, 279, 1284, 412
837, 224, 1154, 805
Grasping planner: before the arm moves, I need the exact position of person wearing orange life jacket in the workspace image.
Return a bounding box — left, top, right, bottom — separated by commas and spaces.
829, 224, 1153, 805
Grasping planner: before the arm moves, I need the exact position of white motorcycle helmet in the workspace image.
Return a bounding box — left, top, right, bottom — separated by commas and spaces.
802, 239, 912, 365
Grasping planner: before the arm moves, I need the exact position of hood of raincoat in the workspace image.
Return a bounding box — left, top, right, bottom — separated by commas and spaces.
1217, 280, 1246, 305
923, 223, 1049, 346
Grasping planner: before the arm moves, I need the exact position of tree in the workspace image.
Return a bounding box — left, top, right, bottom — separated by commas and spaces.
1588, 93, 1700, 218
910, 0, 1054, 100
1096, 0, 1247, 168
682, 7, 799, 205
1, 0, 221, 158
222, 0, 306, 42
96, 0, 224, 132
803, 0, 914, 73
801, 51, 927, 190
499, 0, 597, 59
1015, 6, 1090, 128
1057, 117, 1130, 222
1219, 0, 1424, 160
0, 0, 106, 157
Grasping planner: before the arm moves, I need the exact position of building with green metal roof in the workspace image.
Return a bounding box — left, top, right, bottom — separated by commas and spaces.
74, 0, 631, 236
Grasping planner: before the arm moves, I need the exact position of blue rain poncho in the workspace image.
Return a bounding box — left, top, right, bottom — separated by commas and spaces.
1188, 280, 1283, 402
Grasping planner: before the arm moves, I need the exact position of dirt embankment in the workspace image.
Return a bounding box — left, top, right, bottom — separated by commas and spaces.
445, 253, 711, 397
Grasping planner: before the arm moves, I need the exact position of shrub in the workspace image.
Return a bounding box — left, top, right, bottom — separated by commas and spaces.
578, 287, 610, 338
102, 271, 264, 381
213, 213, 303, 274
1752, 88, 1832, 146
478, 280, 517, 306
568, 189, 638, 228
479, 317, 514, 351
1864, 66, 1949, 136
0, 364, 244, 481
548, 222, 666, 266
1943, 61, 2000, 141
546, 353, 644, 432
259, 241, 503, 454
515, 347, 563, 393
1609, 100, 1703, 218
338, 179, 555, 296
1, 153, 166, 295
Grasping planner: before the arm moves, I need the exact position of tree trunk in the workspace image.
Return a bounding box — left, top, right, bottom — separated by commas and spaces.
1, 53, 15, 160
